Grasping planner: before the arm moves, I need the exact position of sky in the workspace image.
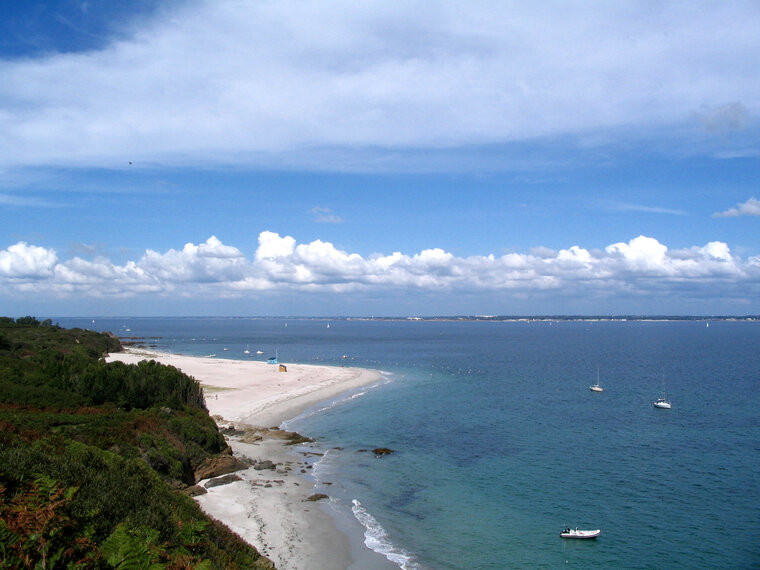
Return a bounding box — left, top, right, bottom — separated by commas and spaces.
1, 0, 759, 317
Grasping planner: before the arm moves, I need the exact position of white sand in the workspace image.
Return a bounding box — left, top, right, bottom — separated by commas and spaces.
106, 349, 384, 570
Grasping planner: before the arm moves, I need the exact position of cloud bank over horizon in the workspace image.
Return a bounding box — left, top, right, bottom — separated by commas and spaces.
1, 232, 758, 315
1, 0, 759, 172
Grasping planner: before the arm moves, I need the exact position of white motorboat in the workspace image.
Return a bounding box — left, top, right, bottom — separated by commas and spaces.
560, 527, 601, 539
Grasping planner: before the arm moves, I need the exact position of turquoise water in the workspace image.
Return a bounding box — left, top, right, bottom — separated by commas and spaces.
59, 317, 760, 568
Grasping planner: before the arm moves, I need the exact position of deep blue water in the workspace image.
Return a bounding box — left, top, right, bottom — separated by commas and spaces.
56, 317, 760, 569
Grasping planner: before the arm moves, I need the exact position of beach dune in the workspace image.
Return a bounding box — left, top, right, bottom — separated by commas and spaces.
106, 349, 386, 570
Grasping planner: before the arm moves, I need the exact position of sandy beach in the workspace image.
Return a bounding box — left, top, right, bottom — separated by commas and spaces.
106, 349, 385, 570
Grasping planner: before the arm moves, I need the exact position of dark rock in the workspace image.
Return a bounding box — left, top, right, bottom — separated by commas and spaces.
300, 451, 324, 457
372, 448, 394, 456
222, 426, 247, 436
306, 493, 329, 502
254, 460, 276, 471
205, 473, 242, 488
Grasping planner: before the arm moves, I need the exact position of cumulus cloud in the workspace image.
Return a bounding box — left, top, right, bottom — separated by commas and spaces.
1, 233, 757, 308
0, 1, 758, 171
256, 231, 296, 260
0, 242, 58, 279
712, 197, 760, 218
138, 236, 247, 283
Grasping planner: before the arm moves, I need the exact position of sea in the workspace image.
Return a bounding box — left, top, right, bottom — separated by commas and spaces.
55, 317, 760, 569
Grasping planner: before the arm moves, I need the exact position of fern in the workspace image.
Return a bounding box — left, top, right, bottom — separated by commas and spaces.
100, 523, 164, 569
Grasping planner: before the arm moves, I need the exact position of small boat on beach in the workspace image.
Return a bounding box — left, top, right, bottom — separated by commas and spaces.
560, 527, 601, 539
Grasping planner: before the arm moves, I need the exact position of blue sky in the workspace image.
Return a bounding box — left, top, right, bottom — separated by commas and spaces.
1, 0, 759, 316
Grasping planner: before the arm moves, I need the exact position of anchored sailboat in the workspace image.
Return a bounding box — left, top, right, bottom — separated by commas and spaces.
590, 366, 604, 392
653, 373, 671, 409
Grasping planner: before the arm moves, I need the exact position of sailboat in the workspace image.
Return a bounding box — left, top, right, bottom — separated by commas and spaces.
653, 373, 671, 409
244, 344, 250, 355
589, 366, 604, 392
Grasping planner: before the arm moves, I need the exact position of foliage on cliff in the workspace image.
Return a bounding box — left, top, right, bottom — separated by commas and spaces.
0, 317, 273, 569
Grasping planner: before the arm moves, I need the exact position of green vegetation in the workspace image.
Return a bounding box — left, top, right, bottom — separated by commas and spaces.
0, 317, 273, 569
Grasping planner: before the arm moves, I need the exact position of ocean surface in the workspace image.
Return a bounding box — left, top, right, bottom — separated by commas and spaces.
56, 317, 760, 569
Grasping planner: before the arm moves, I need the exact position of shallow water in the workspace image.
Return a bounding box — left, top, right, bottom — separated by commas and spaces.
60, 317, 760, 568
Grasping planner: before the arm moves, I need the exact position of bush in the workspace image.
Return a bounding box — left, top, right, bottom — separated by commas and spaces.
0, 319, 271, 567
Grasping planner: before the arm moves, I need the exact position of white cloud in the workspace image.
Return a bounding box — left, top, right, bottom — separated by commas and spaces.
255, 231, 296, 260
608, 201, 688, 216
138, 236, 247, 283
605, 235, 668, 273
0, 242, 58, 279
1, 233, 758, 310
712, 197, 760, 218
0, 1, 758, 171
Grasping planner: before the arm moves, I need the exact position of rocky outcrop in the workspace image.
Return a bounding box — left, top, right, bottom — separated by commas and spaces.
194, 455, 249, 483
372, 447, 394, 456
205, 473, 243, 488
181, 485, 208, 497
266, 428, 315, 445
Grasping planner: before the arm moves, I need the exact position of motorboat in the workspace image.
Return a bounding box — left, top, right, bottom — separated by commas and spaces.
560, 527, 601, 539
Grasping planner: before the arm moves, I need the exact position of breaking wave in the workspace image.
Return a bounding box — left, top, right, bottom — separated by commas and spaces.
351, 499, 418, 569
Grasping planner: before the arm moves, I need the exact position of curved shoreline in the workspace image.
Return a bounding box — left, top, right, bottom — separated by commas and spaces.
106, 349, 391, 570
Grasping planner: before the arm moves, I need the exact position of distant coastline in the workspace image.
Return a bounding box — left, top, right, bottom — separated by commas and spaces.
336, 315, 760, 322
50, 314, 760, 322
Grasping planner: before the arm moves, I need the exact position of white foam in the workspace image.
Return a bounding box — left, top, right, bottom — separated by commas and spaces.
351, 499, 418, 569
283, 375, 393, 428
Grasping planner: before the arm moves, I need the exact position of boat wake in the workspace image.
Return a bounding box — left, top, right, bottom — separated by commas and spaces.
351, 499, 418, 569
